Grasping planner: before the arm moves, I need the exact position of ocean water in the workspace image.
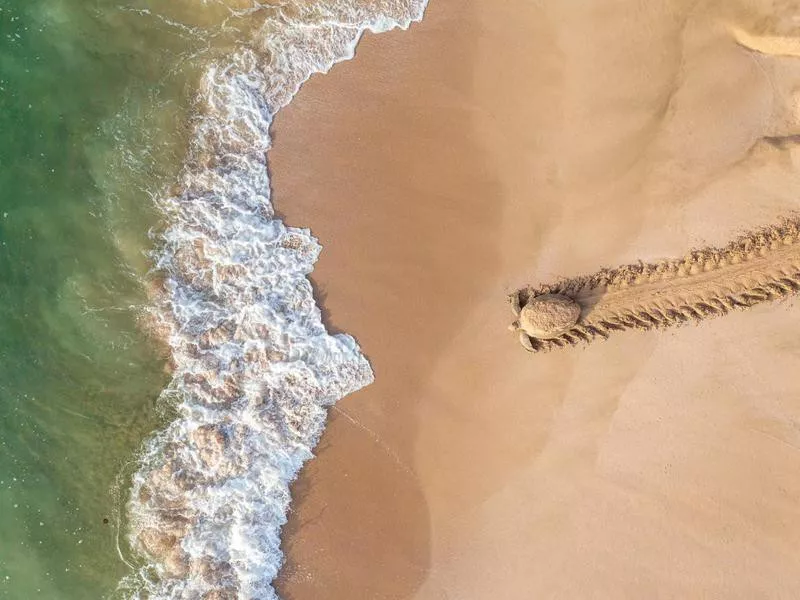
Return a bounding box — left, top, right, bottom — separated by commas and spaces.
0, 1, 427, 599
0, 0, 214, 596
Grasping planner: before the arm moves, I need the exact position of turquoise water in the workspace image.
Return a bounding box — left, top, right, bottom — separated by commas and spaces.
0, 1, 201, 596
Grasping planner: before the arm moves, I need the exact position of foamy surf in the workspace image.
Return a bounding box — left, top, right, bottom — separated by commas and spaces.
116, 2, 428, 598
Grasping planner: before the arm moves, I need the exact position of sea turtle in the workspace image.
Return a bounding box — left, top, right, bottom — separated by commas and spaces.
509, 292, 582, 351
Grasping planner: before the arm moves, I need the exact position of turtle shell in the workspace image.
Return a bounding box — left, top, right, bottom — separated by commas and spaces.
518, 294, 581, 339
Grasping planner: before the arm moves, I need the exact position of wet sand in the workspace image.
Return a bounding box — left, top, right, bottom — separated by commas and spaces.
272, 0, 800, 597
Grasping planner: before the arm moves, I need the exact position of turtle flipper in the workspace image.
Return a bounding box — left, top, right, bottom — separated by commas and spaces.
518, 331, 535, 352
510, 291, 522, 317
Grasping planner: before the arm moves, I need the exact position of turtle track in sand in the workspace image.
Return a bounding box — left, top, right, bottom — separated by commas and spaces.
510, 217, 800, 353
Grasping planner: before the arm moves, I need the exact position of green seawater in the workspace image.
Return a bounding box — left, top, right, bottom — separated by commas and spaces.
0, 1, 217, 597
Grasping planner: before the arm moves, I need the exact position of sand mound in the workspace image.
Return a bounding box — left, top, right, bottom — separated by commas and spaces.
730, 25, 800, 58
510, 217, 800, 352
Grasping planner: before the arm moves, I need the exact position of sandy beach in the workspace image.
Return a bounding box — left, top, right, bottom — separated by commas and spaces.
271, 0, 800, 598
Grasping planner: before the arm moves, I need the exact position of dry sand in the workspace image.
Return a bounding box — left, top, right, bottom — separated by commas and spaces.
271, 0, 800, 598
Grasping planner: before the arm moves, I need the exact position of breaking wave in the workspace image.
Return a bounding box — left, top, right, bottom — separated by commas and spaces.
117, 1, 428, 598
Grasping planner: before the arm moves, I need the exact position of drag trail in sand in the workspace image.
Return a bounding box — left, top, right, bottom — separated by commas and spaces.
511, 217, 800, 352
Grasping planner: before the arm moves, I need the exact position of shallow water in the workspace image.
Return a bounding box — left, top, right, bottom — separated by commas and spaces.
0, 1, 199, 596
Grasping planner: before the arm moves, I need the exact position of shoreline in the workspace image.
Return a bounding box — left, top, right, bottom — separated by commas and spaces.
120, 2, 430, 597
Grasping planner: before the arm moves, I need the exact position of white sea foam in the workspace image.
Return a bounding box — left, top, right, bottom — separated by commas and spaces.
118, 1, 428, 598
